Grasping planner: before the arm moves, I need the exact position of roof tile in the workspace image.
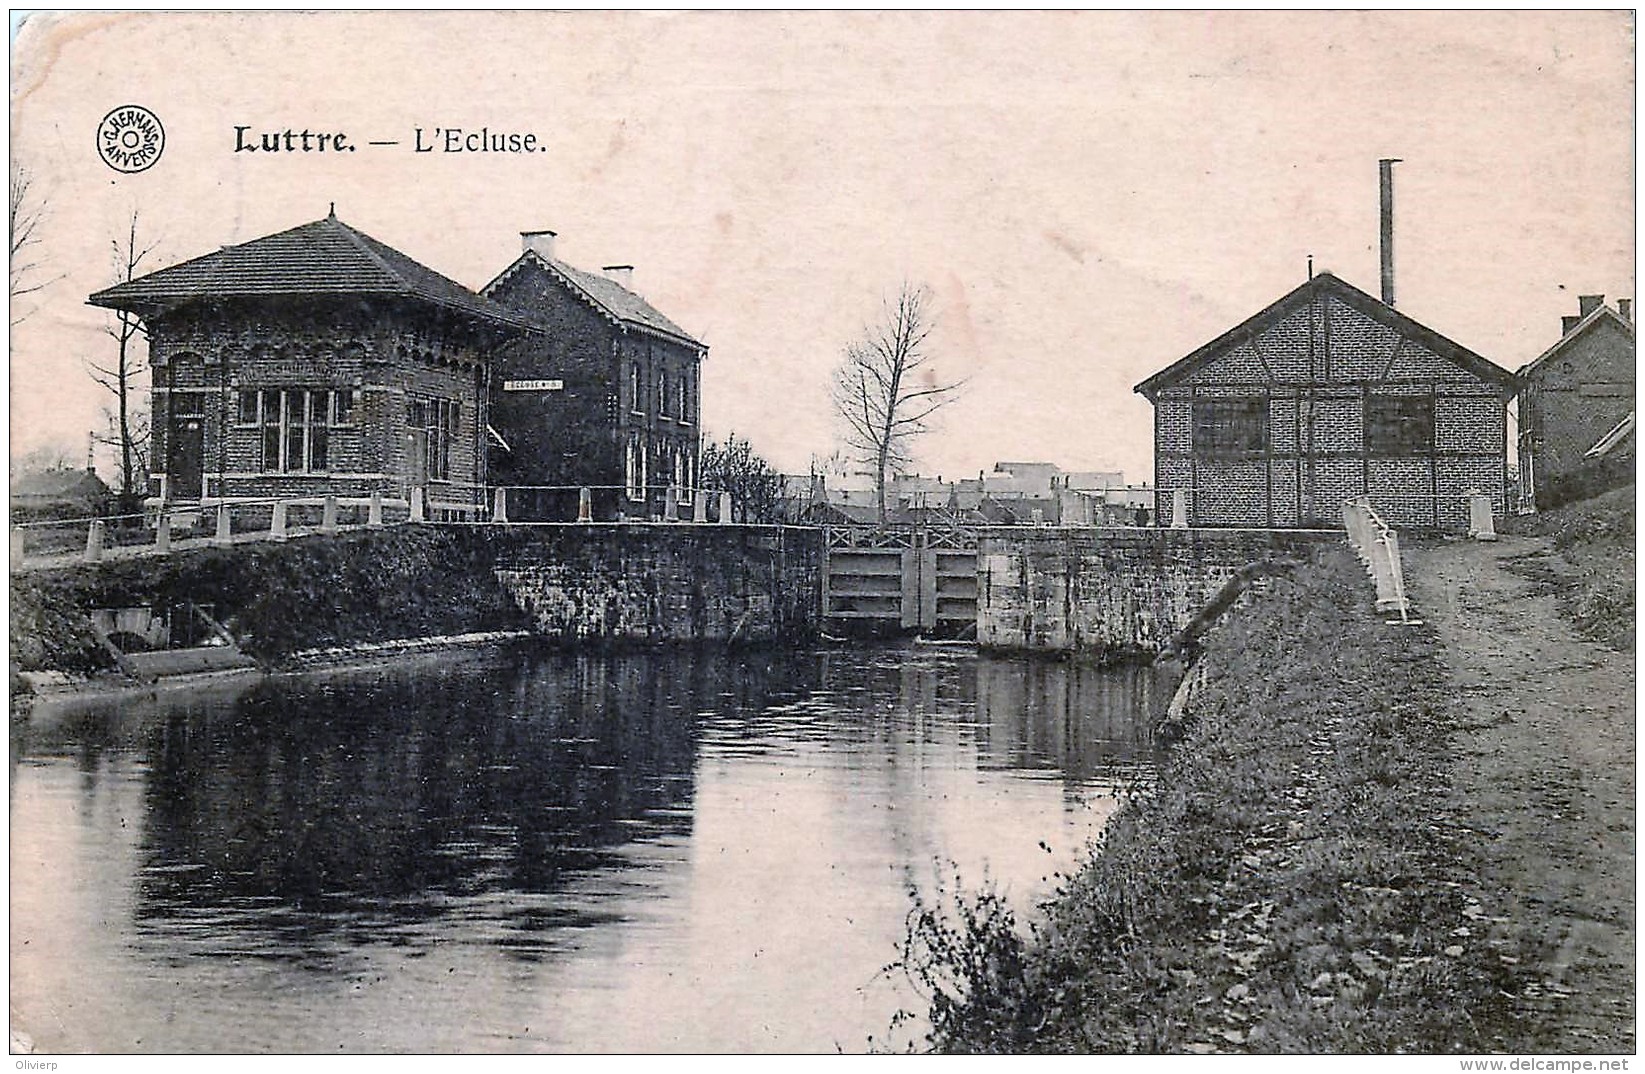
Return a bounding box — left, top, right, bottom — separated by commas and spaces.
89, 215, 526, 327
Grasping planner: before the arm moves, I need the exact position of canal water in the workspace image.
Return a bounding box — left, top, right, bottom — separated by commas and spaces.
10, 644, 1168, 1054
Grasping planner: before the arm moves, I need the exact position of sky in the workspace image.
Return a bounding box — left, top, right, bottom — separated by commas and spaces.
8, 10, 1635, 484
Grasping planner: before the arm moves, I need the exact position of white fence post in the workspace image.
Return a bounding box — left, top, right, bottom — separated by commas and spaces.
84, 519, 105, 562
492, 486, 509, 525
155, 510, 171, 553
321, 495, 339, 534
270, 500, 289, 540
368, 491, 384, 527
719, 490, 734, 524
10, 527, 25, 567
1468, 491, 1498, 541
1171, 488, 1188, 529
409, 487, 426, 523
664, 484, 679, 522
693, 490, 707, 524
215, 502, 233, 545
578, 486, 593, 522
1371, 533, 1399, 611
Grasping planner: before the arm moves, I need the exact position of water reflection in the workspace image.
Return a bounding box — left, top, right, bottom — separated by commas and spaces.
11, 644, 1168, 1053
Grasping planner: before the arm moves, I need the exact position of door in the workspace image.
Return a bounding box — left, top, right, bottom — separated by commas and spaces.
169, 416, 205, 501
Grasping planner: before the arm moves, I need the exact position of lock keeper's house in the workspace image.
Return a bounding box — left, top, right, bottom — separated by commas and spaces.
482, 230, 707, 521
89, 212, 530, 517
1135, 272, 1519, 532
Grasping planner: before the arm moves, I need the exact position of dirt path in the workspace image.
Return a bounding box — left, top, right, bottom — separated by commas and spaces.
1410, 536, 1635, 1053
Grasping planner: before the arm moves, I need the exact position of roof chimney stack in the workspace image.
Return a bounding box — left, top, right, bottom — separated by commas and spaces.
1379, 158, 1401, 307
601, 264, 635, 291
1578, 293, 1604, 318
1619, 298, 1632, 323
1561, 315, 1582, 335
521, 230, 557, 262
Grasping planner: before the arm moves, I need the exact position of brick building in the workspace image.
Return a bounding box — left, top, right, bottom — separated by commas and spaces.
89, 212, 527, 515
483, 231, 707, 520
1135, 272, 1518, 532
1515, 294, 1635, 511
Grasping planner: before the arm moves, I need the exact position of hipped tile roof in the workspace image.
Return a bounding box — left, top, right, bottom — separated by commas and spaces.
89, 214, 529, 328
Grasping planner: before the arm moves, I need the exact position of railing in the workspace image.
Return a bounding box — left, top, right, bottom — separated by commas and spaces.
10, 483, 750, 568
11, 494, 412, 568
824, 521, 980, 551
485, 484, 736, 525
1341, 496, 1418, 624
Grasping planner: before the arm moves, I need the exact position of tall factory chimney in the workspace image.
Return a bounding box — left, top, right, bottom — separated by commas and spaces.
1379, 158, 1401, 307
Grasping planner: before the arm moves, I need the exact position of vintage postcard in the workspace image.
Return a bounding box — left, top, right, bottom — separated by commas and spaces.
8, 10, 1634, 1059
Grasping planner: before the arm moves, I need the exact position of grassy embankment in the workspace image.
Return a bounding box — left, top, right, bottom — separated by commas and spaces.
1503, 483, 1635, 651
899, 545, 1524, 1053
10, 526, 526, 676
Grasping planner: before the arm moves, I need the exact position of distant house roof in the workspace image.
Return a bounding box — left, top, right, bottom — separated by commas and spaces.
486, 250, 705, 350
1518, 303, 1635, 380
88, 213, 530, 328
1585, 411, 1635, 460
807, 501, 884, 525
1135, 272, 1518, 400
11, 467, 112, 503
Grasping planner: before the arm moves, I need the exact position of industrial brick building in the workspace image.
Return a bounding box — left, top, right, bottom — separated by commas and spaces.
483, 231, 707, 520
89, 212, 528, 515
1135, 272, 1519, 532
1516, 294, 1635, 511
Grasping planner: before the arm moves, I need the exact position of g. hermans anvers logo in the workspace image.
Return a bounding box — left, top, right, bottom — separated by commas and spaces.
97, 105, 165, 173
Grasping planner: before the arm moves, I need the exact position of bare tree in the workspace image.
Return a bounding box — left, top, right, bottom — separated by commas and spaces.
701, 433, 786, 523
831, 283, 962, 522
89, 211, 160, 506
9, 163, 58, 324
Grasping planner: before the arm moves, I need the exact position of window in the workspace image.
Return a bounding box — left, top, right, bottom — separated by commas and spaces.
658, 368, 671, 418
629, 360, 643, 414
171, 392, 206, 418
1192, 399, 1267, 456
1365, 395, 1433, 454
248, 388, 335, 472
626, 434, 646, 500
409, 397, 459, 482
678, 371, 690, 424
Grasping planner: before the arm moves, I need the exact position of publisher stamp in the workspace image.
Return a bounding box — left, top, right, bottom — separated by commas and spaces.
96, 104, 165, 173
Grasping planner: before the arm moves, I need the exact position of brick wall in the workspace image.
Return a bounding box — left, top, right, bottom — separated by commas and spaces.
486, 259, 703, 509
1151, 292, 1512, 531
1521, 316, 1635, 495
148, 304, 490, 504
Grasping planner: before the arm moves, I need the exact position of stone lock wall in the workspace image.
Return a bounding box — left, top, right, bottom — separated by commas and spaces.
488, 524, 823, 644
975, 528, 1337, 659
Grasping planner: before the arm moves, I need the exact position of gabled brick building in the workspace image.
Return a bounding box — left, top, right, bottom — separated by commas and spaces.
89, 212, 528, 515
483, 231, 707, 521
1516, 294, 1635, 511
1135, 272, 1518, 532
